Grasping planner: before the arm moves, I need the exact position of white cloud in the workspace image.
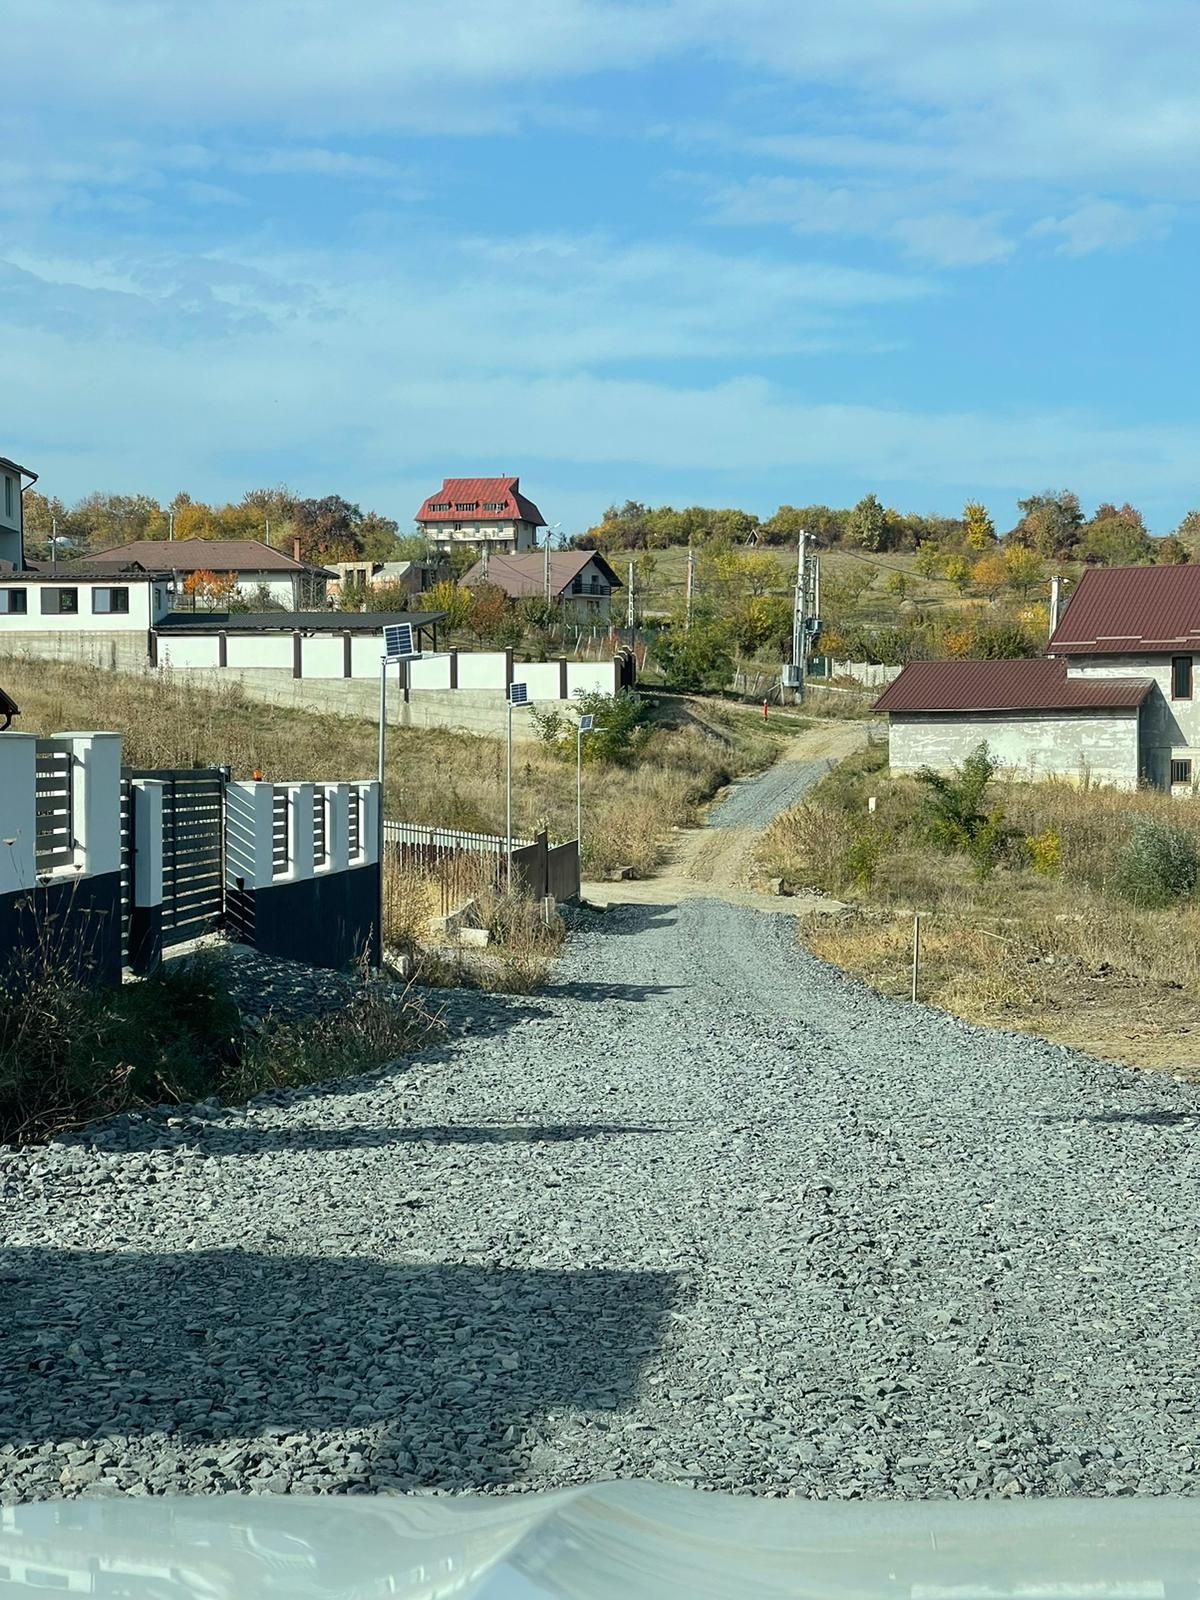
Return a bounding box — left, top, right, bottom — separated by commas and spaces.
1029, 200, 1175, 256
701, 175, 1014, 268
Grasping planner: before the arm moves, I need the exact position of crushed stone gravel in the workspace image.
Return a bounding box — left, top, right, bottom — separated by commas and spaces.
3, 858, 1200, 1501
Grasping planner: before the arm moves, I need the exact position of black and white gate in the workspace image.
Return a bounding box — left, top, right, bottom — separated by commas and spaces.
123, 766, 227, 953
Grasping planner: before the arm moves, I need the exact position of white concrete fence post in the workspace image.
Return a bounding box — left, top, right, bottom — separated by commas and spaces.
47, 732, 123, 879
131, 780, 164, 910
0, 733, 39, 894
357, 781, 380, 866
224, 781, 277, 891
285, 783, 315, 882
326, 784, 350, 874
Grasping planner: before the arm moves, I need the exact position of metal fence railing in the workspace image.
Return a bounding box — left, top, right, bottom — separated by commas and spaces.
272, 787, 290, 877
313, 790, 327, 867
347, 789, 361, 858
34, 746, 74, 872
382, 822, 533, 853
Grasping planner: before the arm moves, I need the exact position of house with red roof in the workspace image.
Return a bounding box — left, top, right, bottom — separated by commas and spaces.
415, 477, 545, 556
873, 564, 1200, 792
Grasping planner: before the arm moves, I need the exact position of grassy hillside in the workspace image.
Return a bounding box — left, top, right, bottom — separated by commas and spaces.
759, 742, 1200, 1075
2, 655, 795, 877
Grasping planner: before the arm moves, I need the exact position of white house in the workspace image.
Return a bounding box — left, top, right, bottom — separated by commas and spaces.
0, 455, 37, 572
0, 570, 170, 631
86, 538, 334, 609
416, 477, 545, 555
875, 565, 1200, 794
460, 551, 622, 623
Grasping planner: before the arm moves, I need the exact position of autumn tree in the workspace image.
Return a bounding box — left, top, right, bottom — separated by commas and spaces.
1003, 544, 1046, 600
1157, 535, 1190, 565
182, 570, 236, 609
849, 493, 889, 552
467, 581, 512, 642
963, 501, 995, 552
292, 495, 365, 563
424, 579, 472, 629
971, 551, 1009, 601
1010, 491, 1084, 558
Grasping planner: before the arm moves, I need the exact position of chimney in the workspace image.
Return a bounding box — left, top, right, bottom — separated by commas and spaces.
292, 537, 302, 564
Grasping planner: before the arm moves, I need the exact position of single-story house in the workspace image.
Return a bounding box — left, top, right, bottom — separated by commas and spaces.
85, 538, 335, 609
0, 569, 171, 629
874, 564, 1200, 793
874, 658, 1153, 789
462, 551, 622, 623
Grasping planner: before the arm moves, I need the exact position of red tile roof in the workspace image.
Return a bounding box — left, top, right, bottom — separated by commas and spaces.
873, 657, 1152, 714
1050, 563, 1200, 655
460, 551, 622, 599
415, 477, 545, 527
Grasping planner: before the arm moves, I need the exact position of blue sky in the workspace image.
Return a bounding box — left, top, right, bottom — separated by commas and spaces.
3, 0, 1199, 534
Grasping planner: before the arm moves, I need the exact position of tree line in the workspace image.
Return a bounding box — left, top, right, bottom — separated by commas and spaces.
578, 493, 1200, 565
22, 486, 424, 566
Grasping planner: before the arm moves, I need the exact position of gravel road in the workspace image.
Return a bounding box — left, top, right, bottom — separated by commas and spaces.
4, 772, 1200, 1502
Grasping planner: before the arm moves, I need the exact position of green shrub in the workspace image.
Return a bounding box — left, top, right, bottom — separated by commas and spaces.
532, 690, 650, 766
915, 742, 1018, 877
841, 829, 885, 889
1113, 819, 1200, 907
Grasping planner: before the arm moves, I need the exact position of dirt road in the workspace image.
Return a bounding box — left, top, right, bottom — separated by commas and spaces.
582, 719, 867, 913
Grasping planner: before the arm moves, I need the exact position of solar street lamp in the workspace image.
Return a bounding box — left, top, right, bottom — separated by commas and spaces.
506, 682, 531, 880
575, 712, 601, 850
378, 623, 422, 960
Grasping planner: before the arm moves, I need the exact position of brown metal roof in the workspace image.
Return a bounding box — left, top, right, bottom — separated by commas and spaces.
873, 657, 1153, 714
460, 551, 622, 599
88, 538, 335, 578
1050, 564, 1200, 655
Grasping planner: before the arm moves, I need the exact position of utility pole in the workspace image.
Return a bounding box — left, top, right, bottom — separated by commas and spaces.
51, 516, 58, 575
790, 530, 807, 703
1049, 573, 1061, 640
544, 538, 551, 607
685, 544, 694, 633
626, 561, 635, 630
265, 515, 271, 549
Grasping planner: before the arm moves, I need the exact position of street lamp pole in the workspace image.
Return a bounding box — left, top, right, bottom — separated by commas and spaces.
575, 713, 596, 848
506, 682, 529, 882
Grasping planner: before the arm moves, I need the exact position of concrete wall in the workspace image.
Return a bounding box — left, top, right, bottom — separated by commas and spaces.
204, 672, 551, 739
1065, 655, 1197, 792
0, 631, 153, 670
829, 660, 904, 689
888, 708, 1141, 789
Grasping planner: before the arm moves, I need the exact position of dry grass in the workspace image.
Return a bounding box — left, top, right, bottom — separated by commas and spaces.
770, 743, 1200, 1074
2, 655, 778, 879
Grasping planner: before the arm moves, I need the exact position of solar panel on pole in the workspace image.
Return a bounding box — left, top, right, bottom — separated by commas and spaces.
579, 714, 594, 732
509, 682, 528, 705
384, 622, 417, 660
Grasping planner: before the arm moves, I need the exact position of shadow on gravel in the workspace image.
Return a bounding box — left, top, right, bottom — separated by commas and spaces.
122, 1122, 675, 1156
0, 1247, 678, 1491
574, 903, 679, 935
1063, 1109, 1200, 1128
547, 981, 684, 1003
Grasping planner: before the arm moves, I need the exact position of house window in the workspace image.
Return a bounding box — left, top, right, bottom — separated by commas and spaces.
0, 589, 27, 614
1172, 656, 1193, 699
1171, 758, 1192, 785
428, 501, 450, 512
454, 502, 479, 513
40, 587, 78, 615
484, 501, 506, 512
3, 476, 12, 519
92, 586, 130, 614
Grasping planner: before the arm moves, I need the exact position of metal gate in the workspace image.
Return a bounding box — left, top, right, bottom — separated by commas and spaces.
124, 767, 227, 949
